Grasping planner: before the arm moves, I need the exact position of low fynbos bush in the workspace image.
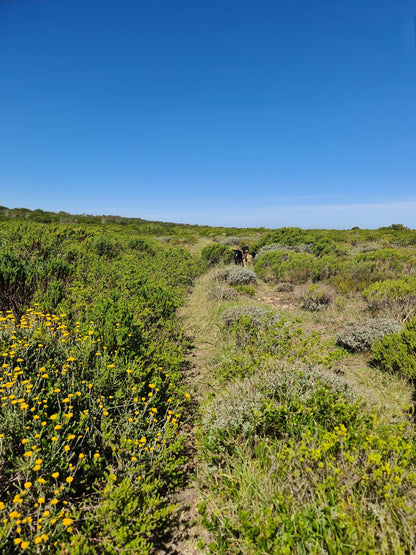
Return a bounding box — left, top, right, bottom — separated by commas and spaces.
0, 309, 190, 553
221, 305, 282, 352
372, 316, 416, 379
201, 362, 356, 442
201, 244, 232, 267
221, 305, 280, 329
332, 249, 416, 294
301, 284, 333, 312
256, 243, 292, 257
207, 284, 239, 302
231, 284, 255, 297
219, 308, 344, 370
256, 243, 314, 258
215, 236, 243, 246
212, 266, 257, 286
350, 244, 380, 255
362, 277, 416, 320
254, 251, 331, 285
276, 282, 294, 292
337, 318, 402, 352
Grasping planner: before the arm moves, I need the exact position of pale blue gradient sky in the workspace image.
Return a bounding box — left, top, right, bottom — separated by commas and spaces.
1, 0, 415, 228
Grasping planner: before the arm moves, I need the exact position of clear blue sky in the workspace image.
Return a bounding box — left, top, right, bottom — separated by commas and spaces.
1, 0, 415, 229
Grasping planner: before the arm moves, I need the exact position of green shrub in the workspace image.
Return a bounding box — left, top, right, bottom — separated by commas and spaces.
254, 251, 317, 284
201, 363, 357, 443
89, 235, 121, 258
256, 243, 313, 257
252, 227, 310, 254
201, 244, 232, 267
212, 266, 257, 285
0, 309, 190, 553
231, 284, 255, 297
252, 228, 348, 258
0, 250, 38, 316
301, 284, 333, 312
218, 307, 344, 373
362, 277, 416, 320
372, 316, 416, 379
331, 249, 416, 293
220, 305, 285, 354
363, 276, 416, 302
337, 319, 402, 352
221, 305, 280, 329
214, 236, 244, 246
0, 221, 203, 552
127, 237, 156, 254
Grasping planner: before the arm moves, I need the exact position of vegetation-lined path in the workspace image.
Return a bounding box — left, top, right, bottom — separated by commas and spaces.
158, 272, 222, 554
165, 251, 415, 553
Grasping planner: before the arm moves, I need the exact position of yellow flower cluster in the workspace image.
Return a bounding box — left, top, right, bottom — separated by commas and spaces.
0, 307, 183, 550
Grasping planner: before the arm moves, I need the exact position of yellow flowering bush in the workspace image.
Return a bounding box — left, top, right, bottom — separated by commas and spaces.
0, 307, 191, 552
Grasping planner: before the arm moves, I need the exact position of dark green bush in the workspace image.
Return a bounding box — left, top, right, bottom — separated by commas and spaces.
372, 317, 416, 378
89, 235, 121, 258
331, 249, 416, 293
231, 284, 256, 297
254, 251, 317, 284
337, 319, 402, 352
252, 228, 348, 258
0, 250, 37, 315
127, 237, 155, 254
201, 243, 232, 267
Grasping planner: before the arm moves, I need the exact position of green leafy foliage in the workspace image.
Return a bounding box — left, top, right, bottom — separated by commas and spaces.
256, 242, 313, 257
201, 244, 233, 267
252, 227, 348, 258
230, 284, 256, 297
363, 276, 416, 302
372, 317, 416, 379
362, 277, 416, 320
0, 250, 39, 316
254, 251, 308, 283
